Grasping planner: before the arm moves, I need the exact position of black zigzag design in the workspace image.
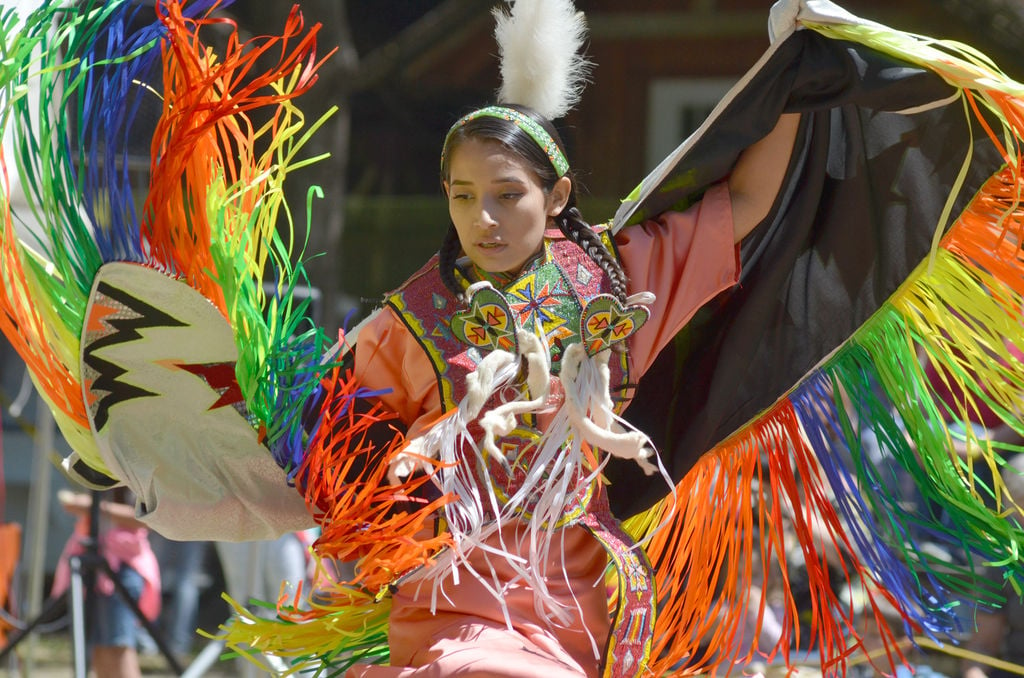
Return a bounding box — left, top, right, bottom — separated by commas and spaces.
83, 281, 188, 430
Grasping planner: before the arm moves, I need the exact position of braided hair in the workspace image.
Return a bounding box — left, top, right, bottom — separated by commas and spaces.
439, 104, 628, 303
438, 223, 466, 302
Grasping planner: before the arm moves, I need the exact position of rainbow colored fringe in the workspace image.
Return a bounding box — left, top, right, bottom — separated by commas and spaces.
0, 0, 335, 478
211, 578, 394, 674
618, 22, 1024, 678
0, 2, 420, 672
202, 21, 1024, 678
6, 2, 1024, 677
212, 357, 456, 674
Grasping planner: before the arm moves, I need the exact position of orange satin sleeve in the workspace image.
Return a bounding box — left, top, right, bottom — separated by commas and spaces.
351, 306, 445, 440
617, 181, 741, 378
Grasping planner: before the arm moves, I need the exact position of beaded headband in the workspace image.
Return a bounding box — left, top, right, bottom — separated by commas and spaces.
441, 105, 570, 178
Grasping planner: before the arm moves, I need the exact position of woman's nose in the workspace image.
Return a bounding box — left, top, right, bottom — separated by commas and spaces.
475, 205, 498, 228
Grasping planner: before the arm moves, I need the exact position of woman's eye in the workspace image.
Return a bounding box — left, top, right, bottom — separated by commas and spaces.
500, 193, 523, 200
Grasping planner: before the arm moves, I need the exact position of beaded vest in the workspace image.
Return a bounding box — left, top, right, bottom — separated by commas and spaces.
383, 229, 656, 676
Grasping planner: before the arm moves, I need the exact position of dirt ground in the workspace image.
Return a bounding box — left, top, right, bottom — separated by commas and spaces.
0, 629, 972, 678
2, 631, 236, 677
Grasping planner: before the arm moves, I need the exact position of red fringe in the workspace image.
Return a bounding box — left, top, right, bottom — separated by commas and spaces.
642, 401, 906, 676
143, 0, 329, 310
297, 365, 452, 595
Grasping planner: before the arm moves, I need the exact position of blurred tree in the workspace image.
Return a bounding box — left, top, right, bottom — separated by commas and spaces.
225, 0, 490, 330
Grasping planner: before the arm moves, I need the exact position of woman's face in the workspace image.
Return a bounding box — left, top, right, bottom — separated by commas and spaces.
444, 138, 569, 274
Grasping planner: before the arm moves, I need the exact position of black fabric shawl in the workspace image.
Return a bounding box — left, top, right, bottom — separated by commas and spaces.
608, 29, 1003, 518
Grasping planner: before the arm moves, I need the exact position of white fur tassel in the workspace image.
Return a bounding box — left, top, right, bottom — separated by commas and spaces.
559, 343, 660, 475
478, 330, 551, 458
394, 332, 676, 659
493, 0, 592, 120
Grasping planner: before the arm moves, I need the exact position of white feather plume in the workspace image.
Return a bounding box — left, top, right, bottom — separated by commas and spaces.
493, 0, 592, 120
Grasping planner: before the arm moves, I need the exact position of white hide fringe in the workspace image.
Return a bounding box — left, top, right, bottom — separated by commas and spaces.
391, 328, 673, 654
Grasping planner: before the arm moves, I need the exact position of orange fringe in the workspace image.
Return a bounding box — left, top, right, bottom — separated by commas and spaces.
943, 166, 1024, 294
641, 400, 906, 677
0, 160, 89, 432
298, 364, 453, 596
144, 1, 328, 311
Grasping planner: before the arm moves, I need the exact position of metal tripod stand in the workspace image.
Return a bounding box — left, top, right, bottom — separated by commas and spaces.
0, 489, 184, 677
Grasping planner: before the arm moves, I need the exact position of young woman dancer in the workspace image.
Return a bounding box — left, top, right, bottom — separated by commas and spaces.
331, 104, 797, 676
6, 1, 1024, 676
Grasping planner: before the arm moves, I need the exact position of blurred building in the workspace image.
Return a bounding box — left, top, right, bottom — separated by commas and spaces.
333, 0, 1024, 309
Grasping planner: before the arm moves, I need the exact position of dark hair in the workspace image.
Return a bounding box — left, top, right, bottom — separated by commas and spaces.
438, 104, 628, 303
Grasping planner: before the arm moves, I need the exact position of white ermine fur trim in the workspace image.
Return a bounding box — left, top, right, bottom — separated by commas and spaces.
479, 330, 551, 458
399, 333, 672, 652
388, 437, 427, 484
493, 0, 592, 120
626, 290, 656, 306
388, 348, 517, 485
464, 348, 518, 417
560, 343, 658, 475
